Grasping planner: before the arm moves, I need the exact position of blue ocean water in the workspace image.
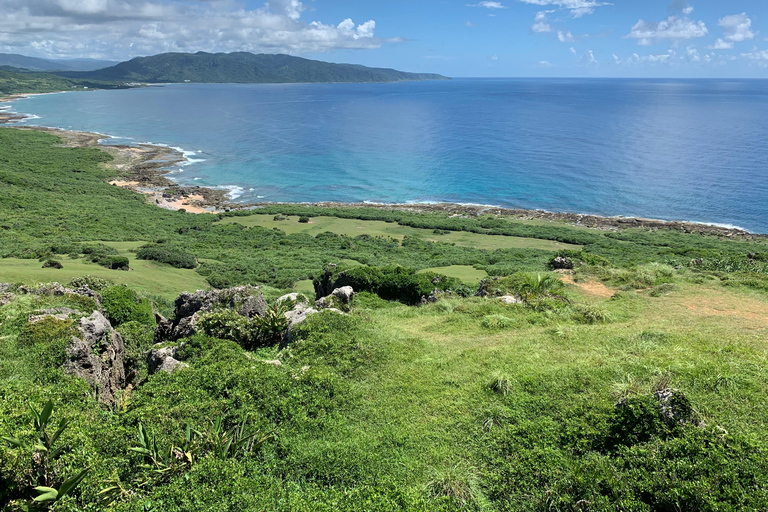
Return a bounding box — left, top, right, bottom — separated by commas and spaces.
7, 79, 768, 232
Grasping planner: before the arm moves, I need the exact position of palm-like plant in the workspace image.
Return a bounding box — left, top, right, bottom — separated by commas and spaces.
518, 273, 568, 303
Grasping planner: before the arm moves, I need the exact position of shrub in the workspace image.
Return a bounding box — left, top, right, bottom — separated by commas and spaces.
325, 265, 464, 305
101, 286, 154, 326
67, 275, 113, 291
42, 259, 63, 269
107, 256, 130, 270
18, 317, 76, 346
197, 305, 288, 349
117, 321, 156, 374
136, 246, 197, 269
298, 216, 310, 223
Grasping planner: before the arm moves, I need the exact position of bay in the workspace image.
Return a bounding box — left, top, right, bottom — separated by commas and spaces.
9, 78, 768, 232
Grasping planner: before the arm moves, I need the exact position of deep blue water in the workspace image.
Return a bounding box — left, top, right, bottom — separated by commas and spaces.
6, 79, 768, 232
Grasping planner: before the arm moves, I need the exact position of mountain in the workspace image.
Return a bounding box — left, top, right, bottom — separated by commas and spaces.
56, 52, 449, 84
0, 53, 119, 72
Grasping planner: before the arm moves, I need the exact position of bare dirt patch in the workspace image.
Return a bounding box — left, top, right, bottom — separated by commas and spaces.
681, 294, 768, 324
560, 275, 615, 298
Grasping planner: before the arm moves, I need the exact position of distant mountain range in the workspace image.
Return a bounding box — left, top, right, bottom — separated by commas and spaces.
0, 53, 119, 72
55, 52, 449, 84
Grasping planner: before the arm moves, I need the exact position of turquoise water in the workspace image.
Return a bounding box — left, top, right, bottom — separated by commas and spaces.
7, 79, 768, 232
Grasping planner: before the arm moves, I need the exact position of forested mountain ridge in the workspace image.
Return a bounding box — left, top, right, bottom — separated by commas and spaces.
56, 52, 450, 84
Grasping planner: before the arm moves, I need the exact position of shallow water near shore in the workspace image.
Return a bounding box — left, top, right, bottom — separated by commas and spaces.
7, 79, 768, 232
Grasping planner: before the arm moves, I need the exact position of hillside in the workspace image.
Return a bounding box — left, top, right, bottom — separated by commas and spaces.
1, 127, 768, 510
56, 51, 450, 84
0, 53, 118, 72
0, 68, 133, 97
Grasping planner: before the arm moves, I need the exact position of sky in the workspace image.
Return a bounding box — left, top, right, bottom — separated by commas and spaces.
1, 0, 768, 77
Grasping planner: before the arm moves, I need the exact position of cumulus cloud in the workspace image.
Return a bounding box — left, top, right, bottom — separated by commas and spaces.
517, 0, 611, 18
538, 60, 554, 67
719, 13, 755, 43
530, 11, 552, 33
710, 38, 734, 50
626, 12, 708, 46
0, 0, 392, 59
557, 30, 576, 42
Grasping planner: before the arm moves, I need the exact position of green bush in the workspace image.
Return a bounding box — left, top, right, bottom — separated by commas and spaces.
117, 321, 156, 375
17, 317, 76, 347
101, 286, 154, 326
197, 307, 288, 350
136, 246, 197, 269
107, 256, 130, 270
67, 275, 114, 291
324, 265, 465, 305
41, 259, 63, 269
298, 216, 310, 223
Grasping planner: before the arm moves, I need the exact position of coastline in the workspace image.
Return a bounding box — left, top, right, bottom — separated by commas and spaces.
1, 93, 765, 239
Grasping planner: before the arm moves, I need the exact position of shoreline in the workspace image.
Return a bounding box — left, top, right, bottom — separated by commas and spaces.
1, 93, 765, 239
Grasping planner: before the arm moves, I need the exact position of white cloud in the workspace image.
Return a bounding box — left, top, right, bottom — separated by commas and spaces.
538, 60, 555, 67
517, 0, 611, 18
557, 30, 576, 42
491, 54, 499, 60
0, 0, 393, 59
531, 11, 552, 33
569, 46, 577, 54
578, 48, 597, 65
627, 13, 708, 45
710, 38, 734, 50
740, 47, 768, 67
719, 13, 755, 43
467, 1, 507, 8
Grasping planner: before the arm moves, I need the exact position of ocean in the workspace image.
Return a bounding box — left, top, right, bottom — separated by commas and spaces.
7, 79, 768, 233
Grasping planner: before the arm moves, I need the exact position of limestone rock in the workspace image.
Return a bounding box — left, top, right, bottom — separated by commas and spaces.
277, 293, 309, 305
63, 311, 125, 406
551, 256, 574, 270
156, 286, 267, 344
148, 345, 188, 375
331, 286, 355, 303
29, 308, 83, 324
499, 295, 523, 305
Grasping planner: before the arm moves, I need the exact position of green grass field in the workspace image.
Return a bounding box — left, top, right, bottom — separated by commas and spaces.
418, 265, 488, 285
0, 240, 209, 299
218, 214, 581, 252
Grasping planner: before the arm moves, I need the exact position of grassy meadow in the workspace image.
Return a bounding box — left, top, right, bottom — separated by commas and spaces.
1, 126, 768, 510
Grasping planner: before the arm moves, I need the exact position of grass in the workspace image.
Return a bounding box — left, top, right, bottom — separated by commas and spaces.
3, 124, 768, 510
218, 214, 582, 252
0, 239, 209, 299
418, 265, 488, 285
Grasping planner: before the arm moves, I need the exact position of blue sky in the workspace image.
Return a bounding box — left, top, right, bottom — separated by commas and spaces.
1, 0, 767, 77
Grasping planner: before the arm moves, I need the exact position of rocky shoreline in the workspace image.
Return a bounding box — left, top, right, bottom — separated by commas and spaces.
1, 93, 764, 239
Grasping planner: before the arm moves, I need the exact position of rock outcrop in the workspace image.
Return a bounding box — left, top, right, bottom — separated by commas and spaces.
28, 308, 84, 324
155, 286, 267, 344
551, 256, 574, 270
148, 345, 188, 375
63, 311, 125, 406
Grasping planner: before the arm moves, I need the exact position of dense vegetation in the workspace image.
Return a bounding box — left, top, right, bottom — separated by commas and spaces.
56, 52, 449, 84
0, 69, 124, 96
2, 127, 768, 510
